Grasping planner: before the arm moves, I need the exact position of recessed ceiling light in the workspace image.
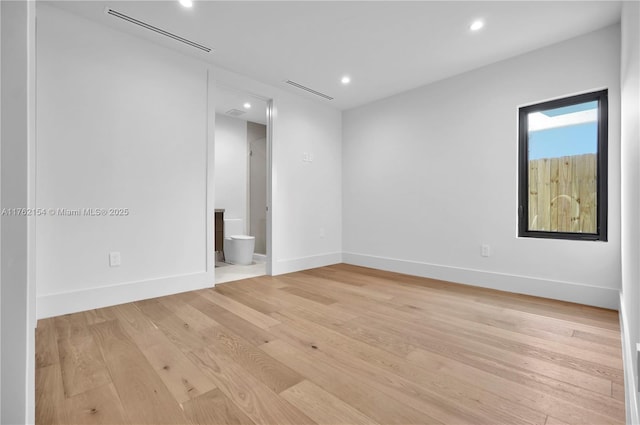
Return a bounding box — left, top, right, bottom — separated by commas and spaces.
470, 20, 484, 31
179, 0, 193, 8
243, 102, 251, 109
341, 75, 351, 85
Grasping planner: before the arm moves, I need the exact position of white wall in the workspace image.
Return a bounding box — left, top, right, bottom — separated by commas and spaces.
35, 4, 343, 316
207, 71, 343, 277
36, 4, 213, 318
620, 1, 640, 423
343, 25, 621, 309
214, 114, 248, 232
271, 94, 343, 273
1, 1, 36, 423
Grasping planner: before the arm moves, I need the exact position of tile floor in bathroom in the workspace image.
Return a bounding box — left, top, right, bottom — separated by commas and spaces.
214, 258, 266, 283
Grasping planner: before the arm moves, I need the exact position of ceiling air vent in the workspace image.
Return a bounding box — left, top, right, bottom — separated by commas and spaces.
226, 109, 246, 117
284, 80, 334, 100
106, 8, 212, 53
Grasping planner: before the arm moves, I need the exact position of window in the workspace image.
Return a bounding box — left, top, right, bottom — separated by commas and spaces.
518, 90, 608, 241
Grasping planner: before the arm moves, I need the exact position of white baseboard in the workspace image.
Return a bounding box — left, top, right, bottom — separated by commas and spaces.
253, 253, 267, 262
272, 252, 342, 276
620, 292, 640, 425
342, 252, 619, 310
36, 271, 214, 319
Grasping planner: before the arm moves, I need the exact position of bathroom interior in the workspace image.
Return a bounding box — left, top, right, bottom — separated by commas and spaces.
214, 85, 269, 283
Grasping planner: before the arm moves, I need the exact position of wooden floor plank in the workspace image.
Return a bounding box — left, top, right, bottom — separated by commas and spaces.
35, 318, 59, 369
269, 311, 547, 425
205, 324, 303, 393
182, 388, 256, 425
197, 288, 281, 329
342, 306, 624, 420
329, 264, 620, 329
36, 264, 625, 425
215, 284, 282, 314
156, 295, 300, 394
612, 382, 626, 402
58, 335, 112, 398
256, 286, 359, 324
572, 329, 623, 347
156, 312, 219, 353
300, 267, 369, 286
135, 333, 217, 403
35, 364, 69, 425
110, 304, 155, 333
277, 304, 359, 329
545, 416, 572, 425
110, 301, 219, 403
65, 383, 128, 425
135, 298, 175, 324
288, 270, 396, 300
187, 344, 316, 425
278, 285, 337, 305
281, 380, 380, 425
54, 313, 90, 341
168, 300, 223, 334
395, 297, 623, 368
83, 307, 117, 326
342, 302, 616, 395
89, 320, 188, 424
391, 292, 622, 358
474, 294, 620, 331
189, 293, 276, 346
279, 273, 394, 303
407, 347, 623, 424
261, 339, 444, 425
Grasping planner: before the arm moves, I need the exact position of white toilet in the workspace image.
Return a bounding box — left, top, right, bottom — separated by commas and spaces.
223, 219, 255, 265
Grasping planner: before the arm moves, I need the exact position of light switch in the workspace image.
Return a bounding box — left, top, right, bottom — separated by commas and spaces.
109, 251, 121, 267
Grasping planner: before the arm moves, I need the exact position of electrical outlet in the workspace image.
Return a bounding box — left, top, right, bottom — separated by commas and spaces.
319, 227, 325, 238
481, 244, 490, 257
109, 251, 121, 267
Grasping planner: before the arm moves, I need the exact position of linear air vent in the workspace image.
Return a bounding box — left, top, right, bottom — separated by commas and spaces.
226, 109, 246, 117
106, 8, 212, 53
284, 80, 334, 100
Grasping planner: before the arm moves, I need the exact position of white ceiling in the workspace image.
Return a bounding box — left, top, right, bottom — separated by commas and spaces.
214, 85, 268, 125
50, 1, 622, 110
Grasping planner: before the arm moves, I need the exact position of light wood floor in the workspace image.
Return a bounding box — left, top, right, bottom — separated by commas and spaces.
35, 264, 625, 425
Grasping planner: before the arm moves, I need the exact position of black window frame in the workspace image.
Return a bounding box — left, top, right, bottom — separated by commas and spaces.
518, 90, 608, 241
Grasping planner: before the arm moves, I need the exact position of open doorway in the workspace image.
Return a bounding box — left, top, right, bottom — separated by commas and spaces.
213, 84, 271, 284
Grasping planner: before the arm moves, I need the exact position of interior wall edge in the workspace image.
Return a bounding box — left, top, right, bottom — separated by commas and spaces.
619, 291, 640, 425
271, 252, 342, 276
26, 1, 36, 422
1, 1, 34, 423
343, 252, 619, 310
36, 271, 213, 319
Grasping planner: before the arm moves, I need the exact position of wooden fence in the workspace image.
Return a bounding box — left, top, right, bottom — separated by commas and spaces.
528, 153, 597, 233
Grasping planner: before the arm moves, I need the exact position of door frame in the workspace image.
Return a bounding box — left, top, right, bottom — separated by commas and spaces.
211, 82, 273, 277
